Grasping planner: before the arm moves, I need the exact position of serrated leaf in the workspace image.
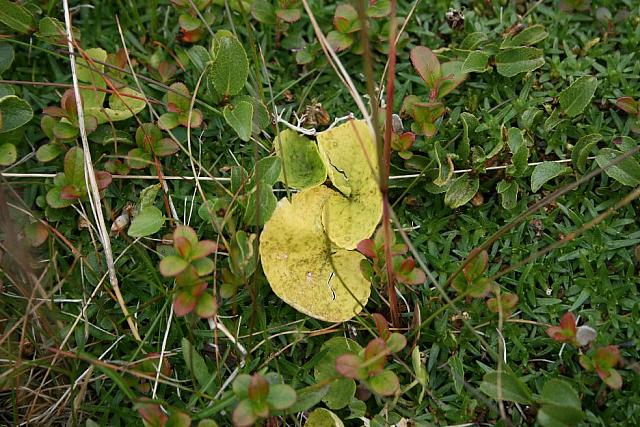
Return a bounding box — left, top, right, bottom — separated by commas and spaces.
531, 162, 572, 192
444, 174, 479, 208
128, 206, 164, 237
495, 47, 545, 77
559, 76, 598, 118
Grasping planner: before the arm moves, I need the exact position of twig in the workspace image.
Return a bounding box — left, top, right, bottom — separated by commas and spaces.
62, 0, 141, 342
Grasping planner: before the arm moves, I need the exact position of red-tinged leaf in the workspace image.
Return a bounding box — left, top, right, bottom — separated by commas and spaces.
559, 312, 577, 333
616, 96, 639, 115
61, 89, 77, 117
391, 243, 408, 255
43, 106, 67, 118
159, 255, 189, 277
357, 239, 376, 259
372, 313, 390, 340
594, 345, 620, 369
463, 250, 488, 281
397, 132, 415, 150
326, 31, 353, 52
178, 109, 203, 128
333, 4, 360, 33
410, 46, 441, 89
173, 290, 197, 316
137, 401, 168, 427
398, 267, 427, 285
579, 354, 594, 371
153, 138, 180, 157
276, 8, 301, 23
597, 367, 623, 389
232, 399, 257, 427
158, 112, 180, 130
95, 171, 112, 191
398, 257, 415, 274
487, 293, 519, 314
192, 257, 214, 276
191, 240, 218, 259
364, 338, 388, 375
195, 291, 217, 318
335, 354, 363, 379
167, 82, 191, 113
248, 374, 269, 402
24, 222, 48, 247
60, 185, 81, 200
386, 333, 407, 353
174, 225, 199, 249
174, 236, 191, 258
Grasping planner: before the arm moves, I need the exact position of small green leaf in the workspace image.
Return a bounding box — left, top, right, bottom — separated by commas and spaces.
0, 43, 15, 74
137, 184, 161, 210
448, 354, 465, 394
595, 148, 640, 186
367, 370, 399, 396
304, 408, 344, 427
181, 338, 213, 392
0, 142, 16, 166
501, 25, 549, 48
0, 95, 33, 133
64, 147, 85, 188
195, 291, 217, 318
559, 76, 598, 118
266, 384, 297, 411
254, 156, 281, 187
495, 47, 545, 77
243, 182, 277, 226
210, 30, 249, 96
444, 174, 479, 208
251, 0, 276, 24
571, 134, 601, 173
537, 379, 584, 427
0, 0, 35, 34
461, 51, 489, 73
531, 162, 572, 192
326, 31, 353, 52
287, 385, 329, 413
128, 206, 164, 237
314, 337, 362, 410
224, 100, 253, 142
158, 112, 180, 130
480, 371, 533, 404
36, 143, 64, 162
497, 180, 518, 210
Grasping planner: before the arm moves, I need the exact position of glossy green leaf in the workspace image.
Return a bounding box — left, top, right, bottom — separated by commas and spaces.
0, 43, 14, 74
0, 95, 33, 133
538, 379, 584, 427
571, 134, 601, 173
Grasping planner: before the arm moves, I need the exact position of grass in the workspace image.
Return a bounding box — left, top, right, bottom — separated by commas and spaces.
1, 0, 640, 426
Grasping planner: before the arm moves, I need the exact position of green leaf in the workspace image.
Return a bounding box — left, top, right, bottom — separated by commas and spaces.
326, 31, 353, 52
559, 76, 598, 118
333, 4, 360, 33
495, 47, 545, 77
181, 338, 213, 392
509, 145, 529, 177
595, 148, 640, 186
571, 134, 601, 173
0, 43, 15, 74
367, 370, 399, 396
85, 88, 146, 124
410, 46, 441, 89
461, 51, 489, 73
448, 354, 465, 394
287, 385, 329, 413
501, 25, 549, 48
158, 112, 180, 130
314, 337, 362, 410
480, 371, 533, 404
210, 30, 249, 96
166, 411, 192, 427
538, 379, 584, 427
275, 130, 327, 189
0, 142, 16, 166
304, 408, 344, 427
46, 186, 74, 209
63, 147, 85, 187
128, 206, 164, 237
497, 180, 518, 210
251, 0, 276, 24
0, 95, 33, 133
77, 48, 107, 110
254, 156, 281, 187
243, 182, 276, 226
444, 174, 479, 209
531, 162, 572, 192
36, 143, 64, 162
137, 184, 161, 211
0, 0, 35, 34
266, 384, 297, 411
223, 100, 253, 142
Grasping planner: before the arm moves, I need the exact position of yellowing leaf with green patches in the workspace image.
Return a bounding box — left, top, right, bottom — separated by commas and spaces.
275, 129, 327, 189
316, 120, 382, 250
260, 187, 370, 322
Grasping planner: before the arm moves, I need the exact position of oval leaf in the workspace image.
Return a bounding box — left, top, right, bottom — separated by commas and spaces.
531, 162, 572, 192
559, 76, 598, 118
128, 206, 165, 237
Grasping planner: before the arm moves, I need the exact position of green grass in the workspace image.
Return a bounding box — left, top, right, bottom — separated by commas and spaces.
1, 0, 640, 426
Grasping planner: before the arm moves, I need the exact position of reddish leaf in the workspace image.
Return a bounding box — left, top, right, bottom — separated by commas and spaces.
597, 367, 623, 390
357, 239, 376, 259
372, 313, 390, 340
546, 312, 578, 344
191, 240, 218, 260
398, 257, 415, 274
173, 289, 197, 316
594, 345, 620, 369
335, 354, 363, 379
95, 171, 112, 191
276, 8, 301, 23
248, 374, 269, 402
60, 185, 81, 200
136, 400, 167, 427
159, 255, 189, 277
364, 338, 388, 375
616, 96, 639, 115
410, 46, 441, 89
232, 399, 257, 427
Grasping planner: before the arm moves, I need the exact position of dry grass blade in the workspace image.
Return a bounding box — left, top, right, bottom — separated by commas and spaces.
62, 0, 141, 342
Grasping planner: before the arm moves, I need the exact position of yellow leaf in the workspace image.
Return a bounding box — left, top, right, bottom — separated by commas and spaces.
260, 187, 370, 322
317, 120, 382, 249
